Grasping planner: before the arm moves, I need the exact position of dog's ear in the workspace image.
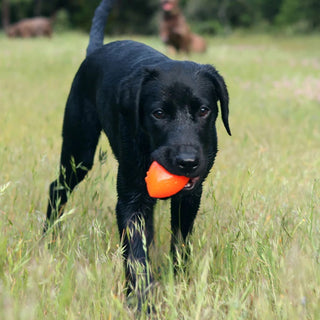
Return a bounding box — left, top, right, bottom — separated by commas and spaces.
117, 68, 159, 134
202, 65, 231, 136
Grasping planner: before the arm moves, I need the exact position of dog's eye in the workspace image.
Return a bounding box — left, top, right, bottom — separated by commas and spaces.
199, 106, 210, 118
152, 109, 165, 119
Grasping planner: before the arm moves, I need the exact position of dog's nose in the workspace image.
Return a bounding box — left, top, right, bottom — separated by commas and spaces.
176, 153, 199, 172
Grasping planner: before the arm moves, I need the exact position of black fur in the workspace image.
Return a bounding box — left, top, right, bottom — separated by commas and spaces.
86, 0, 115, 56
45, 0, 231, 308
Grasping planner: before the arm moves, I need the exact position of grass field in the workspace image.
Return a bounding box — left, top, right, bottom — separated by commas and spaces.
0, 31, 319, 319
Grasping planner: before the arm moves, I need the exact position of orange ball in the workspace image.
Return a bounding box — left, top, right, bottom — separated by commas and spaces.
145, 161, 189, 198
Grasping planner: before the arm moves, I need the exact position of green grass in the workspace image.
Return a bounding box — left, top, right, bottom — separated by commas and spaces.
0, 31, 320, 319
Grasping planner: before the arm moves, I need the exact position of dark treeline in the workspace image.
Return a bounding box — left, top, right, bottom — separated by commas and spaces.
1, 0, 320, 34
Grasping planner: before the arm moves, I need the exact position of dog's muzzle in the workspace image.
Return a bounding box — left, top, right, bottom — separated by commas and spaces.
152, 145, 204, 178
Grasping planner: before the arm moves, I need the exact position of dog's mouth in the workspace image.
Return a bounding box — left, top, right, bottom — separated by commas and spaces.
162, 1, 174, 11
183, 176, 200, 191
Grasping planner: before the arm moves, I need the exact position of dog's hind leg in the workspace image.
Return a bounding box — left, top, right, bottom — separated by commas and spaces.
44, 97, 101, 232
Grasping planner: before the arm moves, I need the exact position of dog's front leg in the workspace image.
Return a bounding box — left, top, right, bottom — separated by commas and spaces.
170, 187, 202, 268
116, 192, 155, 309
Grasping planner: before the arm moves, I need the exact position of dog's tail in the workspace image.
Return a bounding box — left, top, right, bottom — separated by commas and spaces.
86, 0, 116, 57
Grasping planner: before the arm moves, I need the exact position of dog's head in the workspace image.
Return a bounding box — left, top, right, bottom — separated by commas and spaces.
161, 0, 179, 14
118, 61, 230, 193
6, 25, 17, 37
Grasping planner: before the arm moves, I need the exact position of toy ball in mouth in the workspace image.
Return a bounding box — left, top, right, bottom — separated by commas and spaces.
145, 161, 189, 198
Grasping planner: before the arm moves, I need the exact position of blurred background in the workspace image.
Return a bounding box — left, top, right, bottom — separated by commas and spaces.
1, 0, 320, 35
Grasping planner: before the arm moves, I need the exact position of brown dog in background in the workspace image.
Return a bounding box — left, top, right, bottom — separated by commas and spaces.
6, 17, 53, 38
160, 0, 206, 53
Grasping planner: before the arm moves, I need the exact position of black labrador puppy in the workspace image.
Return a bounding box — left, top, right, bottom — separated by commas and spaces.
45, 0, 231, 306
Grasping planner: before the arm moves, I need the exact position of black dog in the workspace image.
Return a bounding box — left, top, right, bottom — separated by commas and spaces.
45, 0, 231, 307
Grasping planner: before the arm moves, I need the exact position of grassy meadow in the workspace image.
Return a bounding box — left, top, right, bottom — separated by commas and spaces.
0, 31, 319, 319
